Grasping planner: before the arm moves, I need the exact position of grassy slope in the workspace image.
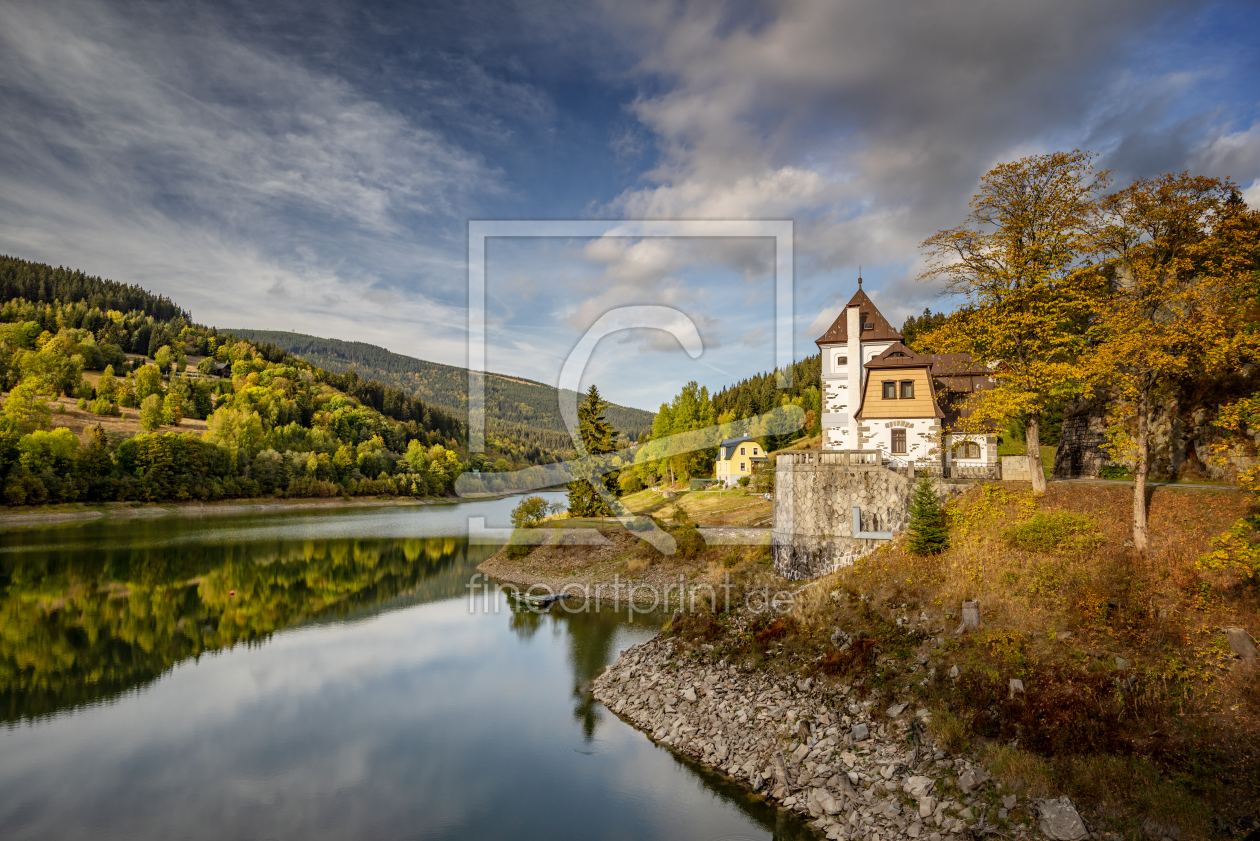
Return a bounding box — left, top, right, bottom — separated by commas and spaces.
736, 481, 1260, 839
226, 328, 654, 441
620, 486, 772, 527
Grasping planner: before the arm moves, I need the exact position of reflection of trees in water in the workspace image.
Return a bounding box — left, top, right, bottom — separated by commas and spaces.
563, 607, 667, 742
0, 530, 497, 724
507, 607, 545, 641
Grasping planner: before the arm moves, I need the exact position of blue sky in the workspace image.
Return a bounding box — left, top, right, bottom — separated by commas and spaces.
1, 0, 1259, 411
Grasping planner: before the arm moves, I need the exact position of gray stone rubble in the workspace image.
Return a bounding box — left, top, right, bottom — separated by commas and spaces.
592, 633, 1057, 841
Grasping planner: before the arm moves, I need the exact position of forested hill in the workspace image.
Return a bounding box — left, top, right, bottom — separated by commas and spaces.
226, 328, 655, 442
711, 353, 821, 420
0, 255, 187, 322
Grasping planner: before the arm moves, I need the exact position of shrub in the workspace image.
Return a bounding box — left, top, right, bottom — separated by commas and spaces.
511, 495, 557, 528
669, 523, 705, 560
817, 637, 879, 676
1004, 511, 1102, 554
139, 393, 164, 431
618, 471, 644, 495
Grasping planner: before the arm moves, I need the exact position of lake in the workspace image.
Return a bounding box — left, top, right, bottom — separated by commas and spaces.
0, 496, 810, 840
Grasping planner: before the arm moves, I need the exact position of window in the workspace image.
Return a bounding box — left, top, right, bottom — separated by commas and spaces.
836, 355, 848, 366
891, 429, 906, 454
882, 381, 896, 399
740, 447, 746, 455
752, 447, 758, 455
953, 441, 981, 459
900, 380, 914, 399
889, 351, 906, 357
740, 462, 746, 472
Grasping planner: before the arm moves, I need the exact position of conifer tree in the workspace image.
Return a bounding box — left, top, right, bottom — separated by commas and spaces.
907, 475, 949, 556
566, 385, 618, 517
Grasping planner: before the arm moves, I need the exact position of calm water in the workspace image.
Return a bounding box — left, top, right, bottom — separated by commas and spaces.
0, 497, 808, 840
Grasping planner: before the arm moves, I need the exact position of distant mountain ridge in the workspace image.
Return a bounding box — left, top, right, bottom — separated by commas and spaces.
226, 328, 655, 443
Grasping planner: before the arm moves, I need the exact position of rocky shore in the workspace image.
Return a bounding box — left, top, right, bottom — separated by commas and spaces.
593, 630, 1087, 841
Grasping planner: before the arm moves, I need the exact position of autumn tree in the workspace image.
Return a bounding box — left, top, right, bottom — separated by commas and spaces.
139, 394, 165, 432
920, 150, 1107, 493
2, 380, 54, 433
1089, 175, 1252, 551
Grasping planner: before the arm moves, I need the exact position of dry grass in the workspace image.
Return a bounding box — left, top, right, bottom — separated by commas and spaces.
776, 482, 1260, 838
620, 486, 772, 526
35, 395, 209, 438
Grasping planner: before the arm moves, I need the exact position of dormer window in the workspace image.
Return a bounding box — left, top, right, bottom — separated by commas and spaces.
864, 323, 874, 329
889, 352, 906, 357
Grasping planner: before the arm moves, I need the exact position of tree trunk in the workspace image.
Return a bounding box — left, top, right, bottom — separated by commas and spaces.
1133, 391, 1150, 552
1025, 414, 1046, 495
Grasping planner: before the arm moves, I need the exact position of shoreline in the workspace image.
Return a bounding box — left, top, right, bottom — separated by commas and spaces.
0, 493, 522, 531
475, 527, 778, 609
591, 629, 1041, 841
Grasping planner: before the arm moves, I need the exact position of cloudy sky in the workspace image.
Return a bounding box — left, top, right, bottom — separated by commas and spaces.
2, 0, 1258, 410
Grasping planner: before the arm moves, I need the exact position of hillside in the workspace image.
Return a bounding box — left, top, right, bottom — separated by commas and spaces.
226, 328, 655, 443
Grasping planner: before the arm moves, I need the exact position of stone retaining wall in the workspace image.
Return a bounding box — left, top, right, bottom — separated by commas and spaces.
771, 453, 913, 581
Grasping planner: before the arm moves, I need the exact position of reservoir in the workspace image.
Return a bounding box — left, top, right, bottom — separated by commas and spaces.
0, 496, 809, 840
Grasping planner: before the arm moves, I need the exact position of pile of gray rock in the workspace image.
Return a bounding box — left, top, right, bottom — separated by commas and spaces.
592, 635, 1090, 840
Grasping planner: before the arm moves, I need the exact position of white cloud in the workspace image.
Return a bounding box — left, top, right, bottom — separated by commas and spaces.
0, 0, 504, 367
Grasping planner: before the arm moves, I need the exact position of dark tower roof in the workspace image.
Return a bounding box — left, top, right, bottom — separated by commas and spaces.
814, 281, 903, 346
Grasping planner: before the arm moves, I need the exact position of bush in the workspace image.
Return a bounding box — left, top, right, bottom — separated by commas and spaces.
1004, 511, 1102, 555
511, 495, 557, 528
737, 475, 750, 487
618, 471, 644, 495
89, 396, 118, 416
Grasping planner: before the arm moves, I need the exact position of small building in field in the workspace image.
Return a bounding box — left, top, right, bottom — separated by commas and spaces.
715, 436, 767, 487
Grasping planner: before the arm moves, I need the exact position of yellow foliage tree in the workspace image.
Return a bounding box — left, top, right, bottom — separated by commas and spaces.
919, 150, 1108, 493
2, 380, 55, 433
1087, 174, 1249, 551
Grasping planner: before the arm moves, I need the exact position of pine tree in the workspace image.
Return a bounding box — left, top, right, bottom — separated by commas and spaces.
907, 475, 949, 555
566, 385, 619, 517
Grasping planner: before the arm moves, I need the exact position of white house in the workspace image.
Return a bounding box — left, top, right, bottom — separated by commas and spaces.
815, 280, 1000, 475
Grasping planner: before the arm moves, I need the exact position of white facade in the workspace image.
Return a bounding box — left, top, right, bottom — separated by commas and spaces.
818, 296, 895, 450
942, 434, 999, 473
864, 417, 940, 462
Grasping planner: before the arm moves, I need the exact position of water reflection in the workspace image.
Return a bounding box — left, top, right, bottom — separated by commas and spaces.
0, 502, 810, 840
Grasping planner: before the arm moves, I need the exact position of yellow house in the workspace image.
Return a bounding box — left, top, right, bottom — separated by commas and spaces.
715, 436, 767, 487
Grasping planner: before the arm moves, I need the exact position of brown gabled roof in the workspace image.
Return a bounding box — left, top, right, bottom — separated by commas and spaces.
814, 283, 903, 346
863, 342, 930, 369
918, 353, 989, 376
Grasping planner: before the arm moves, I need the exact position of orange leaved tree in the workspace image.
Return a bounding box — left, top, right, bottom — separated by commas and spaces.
919, 150, 1108, 493
1087, 174, 1250, 551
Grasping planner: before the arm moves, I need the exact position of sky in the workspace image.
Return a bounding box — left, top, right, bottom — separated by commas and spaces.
1, 0, 1259, 411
